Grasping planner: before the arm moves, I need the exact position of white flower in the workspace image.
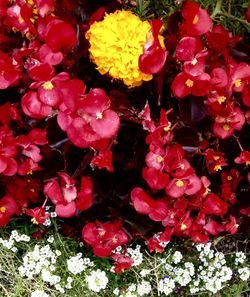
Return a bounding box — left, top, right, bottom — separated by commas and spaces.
235, 252, 246, 265
140, 269, 151, 277
137, 281, 152, 296
31, 290, 49, 297
238, 267, 250, 281
158, 277, 175, 296
113, 288, 120, 296
127, 284, 136, 292
172, 251, 183, 264
67, 254, 86, 275
86, 269, 108, 292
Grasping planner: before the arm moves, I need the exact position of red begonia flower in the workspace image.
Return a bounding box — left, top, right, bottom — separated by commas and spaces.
147, 236, 164, 253
181, 1, 212, 36
131, 187, 155, 215
175, 36, 202, 61
202, 194, 228, 216
224, 215, 238, 234
171, 71, 210, 98
0, 51, 19, 89
142, 167, 169, 190
111, 253, 134, 274
139, 19, 167, 74
0, 195, 19, 226
75, 177, 93, 211
91, 150, 114, 172
234, 151, 250, 166
82, 221, 128, 257
203, 220, 225, 236
26, 207, 50, 224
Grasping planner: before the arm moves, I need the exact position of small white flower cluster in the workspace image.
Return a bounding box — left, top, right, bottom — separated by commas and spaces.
18, 244, 64, 292
172, 251, 183, 264
158, 276, 175, 296
67, 253, 94, 275
235, 251, 246, 265
189, 243, 233, 294
126, 245, 143, 266
43, 206, 57, 226
0, 230, 30, 251
86, 269, 109, 292
238, 267, 250, 281
30, 289, 49, 297
114, 281, 152, 297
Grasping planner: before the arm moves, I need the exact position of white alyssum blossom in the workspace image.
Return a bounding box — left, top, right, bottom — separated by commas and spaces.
67, 253, 86, 275
31, 290, 49, 297
86, 269, 108, 292
126, 245, 143, 266
113, 288, 120, 296
140, 269, 151, 277
238, 267, 250, 281
235, 252, 246, 265
137, 280, 152, 296
172, 251, 183, 264
158, 277, 175, 296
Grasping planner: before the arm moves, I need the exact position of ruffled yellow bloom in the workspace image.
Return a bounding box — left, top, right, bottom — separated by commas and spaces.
86, 10, 154, 88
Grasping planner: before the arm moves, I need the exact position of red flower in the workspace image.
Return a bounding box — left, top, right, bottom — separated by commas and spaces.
58, 88, 120, 149
91, 150, 114, 172
26, 207, 50, 224
203, 220, 225, 236
175, 36, 202, 62
21, 91, 52, 119
82, 221, 128, 257
0, 195, 19, 226
142, 167, 169, 190
181, 1, 212, 36
147, 236, 164, 253
171, 71, 210, 98
75, 177, 93, 211
204, 149, 227, 173
0, 51, 19, 89
224, 215, 238, 234
213, 106, 245, 139
202, 194, 228, 216
111, 253, 134, 274
45, 19, 77, 52
131, 187, 155, 215
44, 172, 77, 218
234, 151, 250, 166
139, 19, 167, 74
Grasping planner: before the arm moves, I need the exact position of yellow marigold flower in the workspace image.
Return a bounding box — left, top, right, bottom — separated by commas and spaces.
86, 10, 158, 88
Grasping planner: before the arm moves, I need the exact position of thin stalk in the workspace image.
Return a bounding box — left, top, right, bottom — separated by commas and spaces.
211, 0, 223, 18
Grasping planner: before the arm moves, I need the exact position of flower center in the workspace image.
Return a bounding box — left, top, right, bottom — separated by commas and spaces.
31, 217, 39, 224
246, 161, 250, 166
0, 206, 6, 213
43, 81, 54, 90
234, 79, 242, 88
227, 175, 233, 181
191, 58, 198, 65
214, 165, 222, 171
223, 124, 230, 131
180, 223, 187, 230
96, 112, 103, 120
163, 123, 171, 131
192, 15, 199, 25
18, 16, 25, 24
175, 180, 184, 187
185, 79, 194, 88
112, 236, 118, 243
218, 96, 226, 104
156, 155, 164, 163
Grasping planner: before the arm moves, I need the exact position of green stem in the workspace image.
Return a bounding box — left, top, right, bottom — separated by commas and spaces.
211, 0, 223, 18
216, 12, 250, 27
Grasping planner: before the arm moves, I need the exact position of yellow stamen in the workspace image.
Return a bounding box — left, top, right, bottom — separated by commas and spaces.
246, 161, 250, 166
192, 15, 199, 25
218, 96, 226, 104
185, 79, 194, 88
223, 124, 230, 131
0, 207, 6, 213
176, 180, 184, 187
227, 175, 233, 181
31, 217, 39, 224
181, 223, 187, 230
163, 123, 171, 131
191, 58, 198, 65
27, 170, 33, 175
96, 112, 103, 120
112, 236, 118, 243
18, 16, 24, 24
235, 79, 241, 88
214, 165, 222, 171
42, 81, 54, 90
213, 156, 220, 161
156, 156, 164, 163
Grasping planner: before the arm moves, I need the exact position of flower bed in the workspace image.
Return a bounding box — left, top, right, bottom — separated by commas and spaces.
0, 0, 250, 295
